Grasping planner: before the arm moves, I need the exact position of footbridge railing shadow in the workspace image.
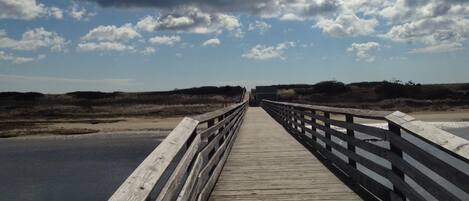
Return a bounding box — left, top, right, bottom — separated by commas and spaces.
263, 100, 469, 201
108, 100, 247, 201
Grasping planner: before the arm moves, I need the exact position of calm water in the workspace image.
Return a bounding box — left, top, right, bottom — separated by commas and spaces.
0, 133, 163, 201
0, 126, 467, 201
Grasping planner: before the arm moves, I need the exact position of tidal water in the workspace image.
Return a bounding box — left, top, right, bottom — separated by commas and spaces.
0, 133, 163, 201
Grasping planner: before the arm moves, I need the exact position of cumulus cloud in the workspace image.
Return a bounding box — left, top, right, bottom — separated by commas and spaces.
82, 23, 141, 42
0, 28, 67, 52
378, 0, 469, 53
382, 17, 469, 53
0, 51, 45, 64
68, 3, 96, 21
77, 42, 134, 52
84, 0, 341, 20
242, 41, 295, 60
315, 14, 378, 37
0, 0, 65, 20
202, 38, 221, 47
48, 7, 63, 19
141, 47, 156, 55
248, 21, 272, 34
347, 42, 380, 62
136, 7, 241, 35
149, 35, 181, 46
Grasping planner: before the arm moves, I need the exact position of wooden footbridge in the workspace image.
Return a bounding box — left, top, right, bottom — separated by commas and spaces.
109, 99, 469, 201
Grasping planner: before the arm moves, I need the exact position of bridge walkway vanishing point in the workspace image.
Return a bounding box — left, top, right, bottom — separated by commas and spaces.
109, 98, 469, 201
210, 107, 361, 200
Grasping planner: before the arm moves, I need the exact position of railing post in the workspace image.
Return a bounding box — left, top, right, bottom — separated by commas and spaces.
310, 110, 317, 142
324, 112, 332, 151
300, 108, 305, 135
389, 122, 405, 200
207, 119, 214, 128
346, 114, 356, 168
292, 107, 298, 131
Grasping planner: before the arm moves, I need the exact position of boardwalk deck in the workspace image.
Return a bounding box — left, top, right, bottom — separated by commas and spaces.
209, 107, 362, 201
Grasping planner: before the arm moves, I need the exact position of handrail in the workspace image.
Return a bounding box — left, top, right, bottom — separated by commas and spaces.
262, 100, 469, 201
109, 101, 248, 201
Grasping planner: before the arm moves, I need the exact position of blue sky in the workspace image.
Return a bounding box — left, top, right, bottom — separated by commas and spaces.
1, 0, 468, 93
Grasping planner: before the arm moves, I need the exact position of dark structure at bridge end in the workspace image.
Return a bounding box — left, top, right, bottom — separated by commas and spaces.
251, 86, 277, 106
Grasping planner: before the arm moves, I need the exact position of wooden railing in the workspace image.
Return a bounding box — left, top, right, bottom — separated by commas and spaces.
262, 100, 469, 201
109, 101, 247, 201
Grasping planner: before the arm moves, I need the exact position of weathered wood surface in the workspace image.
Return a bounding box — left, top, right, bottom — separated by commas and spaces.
109, 100, 247, 201
209, 107, 361, 201
264, 100, 392, 120
109, 117, 199, 201
263, 100, 469, 201
386, 111, 469, 162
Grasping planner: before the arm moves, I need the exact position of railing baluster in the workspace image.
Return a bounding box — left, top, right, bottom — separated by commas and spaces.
346, 114, 356, 168
324, 112, 332, 151
300, 108, 305, 135
388, 122, 406, 200
310, 110, 317, 142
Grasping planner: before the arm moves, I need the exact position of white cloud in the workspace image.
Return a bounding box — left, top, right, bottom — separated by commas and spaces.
409, 43, 464, 54
202, 38, 221, 47
242, 41, 295, 60
0, 0, 46, 20
68, 3, 96, 21
77, 42, 134, 52
382, 17, 469, 53
149, 35, 181, 46
0, 28, 67, 52
84, 0, 469, 52
0, 0, 65, 20
0, 51, 45, 64
87, 0, 341, 21
378, 1, 469, 53
347, 42, 380, 62
48, 7, 63, 19
248, 21, 272, 34
315, 13, 378, 37
136, 7, 241, 35
82, 23, 141, 42
141, 47, 156, 55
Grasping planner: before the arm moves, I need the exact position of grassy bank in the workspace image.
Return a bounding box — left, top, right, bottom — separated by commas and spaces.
0, 86, 244, 138
254, 80, 469, 112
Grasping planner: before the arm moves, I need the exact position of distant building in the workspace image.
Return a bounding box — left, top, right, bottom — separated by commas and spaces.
253, 86, 277, 106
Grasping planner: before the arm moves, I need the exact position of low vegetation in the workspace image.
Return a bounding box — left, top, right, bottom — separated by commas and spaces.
0, 86, 244, 138
260, 80, 469, 112
0, 86, 244, 120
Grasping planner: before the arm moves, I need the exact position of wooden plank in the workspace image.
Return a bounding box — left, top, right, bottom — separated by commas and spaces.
193, 107, 246, 200
266, 102, 469, 201
291, 108, 389, 140
210, 107, 361, 201
264, 100, 392, 120
108, 117, 199, 201
386, 111, 469, 162
176, 155, 204, 201
156, 135, 203, 201
346, 114, 357, 168
198, 110, 244, 201
387, 132, 469, 192
199, 110, 243, 160
199, 107, 243, 140
289, 119, 426, 201
192, 102, 245, 123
